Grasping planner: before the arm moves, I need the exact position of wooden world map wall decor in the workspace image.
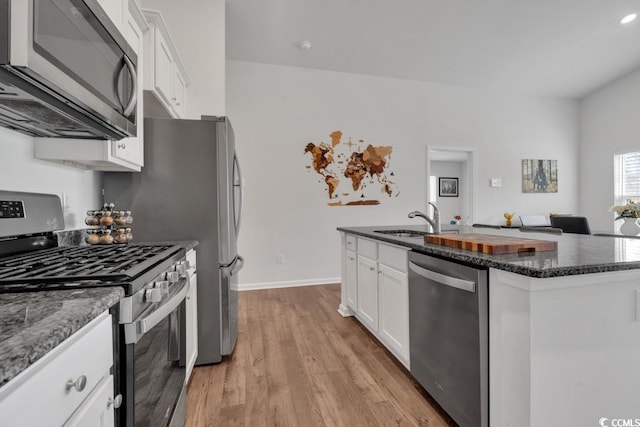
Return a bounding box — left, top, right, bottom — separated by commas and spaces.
304, 130, 399, 206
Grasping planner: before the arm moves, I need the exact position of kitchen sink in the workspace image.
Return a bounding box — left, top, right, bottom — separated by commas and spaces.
374, 230, 428, 238
374, 229, 460, 238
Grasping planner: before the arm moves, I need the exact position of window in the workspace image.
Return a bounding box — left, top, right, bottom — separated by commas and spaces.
614, 152, 640, 206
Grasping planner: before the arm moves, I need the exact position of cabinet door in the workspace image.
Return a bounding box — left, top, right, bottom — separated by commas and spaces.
378, 263, 410, 365
154, 28, 174, 107
357, 254, 378, 332
113, 3, 143, 166
172, 67, 187, 118
0, 314, 113, 426
63, 375, 115, 427
96, 0, 124, 32
345, 249, 357, 311
186, 272, 198, 383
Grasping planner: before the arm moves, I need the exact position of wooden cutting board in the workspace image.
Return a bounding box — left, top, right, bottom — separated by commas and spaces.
424, 233, 557, 254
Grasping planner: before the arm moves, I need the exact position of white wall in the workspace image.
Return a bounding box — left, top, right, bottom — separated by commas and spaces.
431, 161, 464, 224
142, 0, 225, 117
227, 60, 579, 287
0, 127, 102, 229
579, 69, 640, 232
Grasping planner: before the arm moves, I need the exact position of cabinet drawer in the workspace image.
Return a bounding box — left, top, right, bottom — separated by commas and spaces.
345, 234, 357, 251
357, 237, 378, 259
379, 243, 409, 273
0, 314, 113, 427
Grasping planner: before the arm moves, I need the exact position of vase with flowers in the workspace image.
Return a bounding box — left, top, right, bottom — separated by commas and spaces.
610, 201, 640, 235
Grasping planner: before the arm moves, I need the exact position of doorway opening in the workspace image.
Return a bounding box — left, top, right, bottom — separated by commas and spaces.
426, 146, 476, 226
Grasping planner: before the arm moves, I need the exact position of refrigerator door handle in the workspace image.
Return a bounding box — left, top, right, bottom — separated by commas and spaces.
231, 255, 244, 276
233, 152, 244, 234
222, 255, 244, 276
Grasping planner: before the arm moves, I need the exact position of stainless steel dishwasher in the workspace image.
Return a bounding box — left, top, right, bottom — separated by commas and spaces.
408, 251, 488, 427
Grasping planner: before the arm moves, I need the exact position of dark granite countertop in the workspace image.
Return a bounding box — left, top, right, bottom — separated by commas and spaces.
338, 224, 640, 278
0, 287, 123, 388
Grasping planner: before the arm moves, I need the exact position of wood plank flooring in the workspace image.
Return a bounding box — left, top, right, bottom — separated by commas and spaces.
186, 284, 455, 426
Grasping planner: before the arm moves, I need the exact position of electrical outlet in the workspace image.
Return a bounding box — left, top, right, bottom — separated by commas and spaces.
277, 254, 285, 264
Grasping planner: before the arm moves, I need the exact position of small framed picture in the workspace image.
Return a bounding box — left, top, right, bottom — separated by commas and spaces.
439, 177, 459, 197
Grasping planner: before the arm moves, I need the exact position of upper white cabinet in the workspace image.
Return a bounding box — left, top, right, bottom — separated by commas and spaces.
34, 0, 147, 172
142, 9, 190, 119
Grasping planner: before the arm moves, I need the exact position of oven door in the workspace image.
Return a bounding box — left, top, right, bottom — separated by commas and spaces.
4, 0, 137, 137
123, 279, 189, 427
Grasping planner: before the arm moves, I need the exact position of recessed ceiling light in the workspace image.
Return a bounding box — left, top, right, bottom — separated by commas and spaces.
297, 40, 312, 51
620, 13, 637, 24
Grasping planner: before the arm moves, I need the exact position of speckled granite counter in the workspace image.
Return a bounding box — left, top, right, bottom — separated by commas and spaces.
0, 287, 123, 387
338, 224, 640, 278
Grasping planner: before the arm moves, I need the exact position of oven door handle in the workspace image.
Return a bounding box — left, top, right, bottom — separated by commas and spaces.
124, 279, 190, 344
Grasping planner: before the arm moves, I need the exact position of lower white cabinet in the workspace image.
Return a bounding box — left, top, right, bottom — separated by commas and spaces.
185, 249, 198, 384
0, 313, 117, 426
378, 263, 410, 363
356, 254, 379, 332
64, 375, 116, 427
345, 249, 358, 311
341, 234, 410, 368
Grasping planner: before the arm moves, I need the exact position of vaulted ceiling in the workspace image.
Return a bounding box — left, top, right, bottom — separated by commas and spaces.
226, 0, 640, 98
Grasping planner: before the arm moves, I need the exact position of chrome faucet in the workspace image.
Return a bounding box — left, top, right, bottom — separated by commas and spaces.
408, 202, 441, 233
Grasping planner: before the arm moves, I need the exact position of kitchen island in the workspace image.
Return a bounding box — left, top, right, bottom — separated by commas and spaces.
338, 225, 640, 427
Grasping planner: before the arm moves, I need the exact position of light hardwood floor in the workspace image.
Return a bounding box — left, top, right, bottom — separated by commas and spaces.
186, 284, 455, 426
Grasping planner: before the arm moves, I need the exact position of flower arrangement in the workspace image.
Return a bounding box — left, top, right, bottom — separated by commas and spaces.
610, 201, 640, 220
504, 212, 515, 227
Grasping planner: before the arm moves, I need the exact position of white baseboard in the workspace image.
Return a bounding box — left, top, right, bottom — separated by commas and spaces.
238, 277, 341, 291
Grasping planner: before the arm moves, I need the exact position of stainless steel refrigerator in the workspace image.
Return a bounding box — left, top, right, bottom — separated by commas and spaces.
103, 116, 244, 365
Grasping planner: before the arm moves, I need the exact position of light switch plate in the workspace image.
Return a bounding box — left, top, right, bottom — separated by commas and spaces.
490, 178, 502, 188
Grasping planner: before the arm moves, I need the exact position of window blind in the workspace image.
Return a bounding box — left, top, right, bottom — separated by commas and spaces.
614, 152, 640, 204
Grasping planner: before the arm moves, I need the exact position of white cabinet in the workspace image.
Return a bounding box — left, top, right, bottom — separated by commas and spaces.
356, 253, 379, 332
64, 375, 116, 427
340, 234, 410, 367
378, 263, 410, 363
345, 249, 358, 311
96, 0, 124, 32
0, 313, 117, 426
34, 0, 147, 172
142, 9, 190, 118
185, 249, 198, 384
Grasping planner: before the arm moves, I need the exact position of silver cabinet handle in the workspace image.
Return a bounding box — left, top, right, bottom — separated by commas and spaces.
124, 279, 189, 344
409, 262, 476, 293
108, 394, 123, 409
370, 267, 375, 271
66, 375, 87, 392
117, 143, 126, 149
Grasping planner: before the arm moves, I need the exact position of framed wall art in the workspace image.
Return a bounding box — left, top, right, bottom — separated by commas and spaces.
439, 177, 459, 197
522, 159, 558, 193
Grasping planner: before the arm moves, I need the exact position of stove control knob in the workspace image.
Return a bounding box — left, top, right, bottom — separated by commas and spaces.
155, 280, 169, 295
176, 263, 187, 275
166, 271, 180, 283
145, 288, 162, 303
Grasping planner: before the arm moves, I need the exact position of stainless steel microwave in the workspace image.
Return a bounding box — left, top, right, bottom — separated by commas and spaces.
0, 0, 137, 139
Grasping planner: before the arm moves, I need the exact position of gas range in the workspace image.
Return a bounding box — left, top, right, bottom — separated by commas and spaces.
0, 244, 184, 294
0, 190, 190, 427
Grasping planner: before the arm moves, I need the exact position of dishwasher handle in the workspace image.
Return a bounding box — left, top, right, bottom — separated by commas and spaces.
409, 261, 476, 293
